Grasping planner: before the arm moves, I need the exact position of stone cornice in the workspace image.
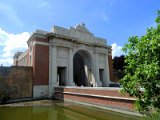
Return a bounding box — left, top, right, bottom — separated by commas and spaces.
46, 33, 111, 49
27, 32, 47, 46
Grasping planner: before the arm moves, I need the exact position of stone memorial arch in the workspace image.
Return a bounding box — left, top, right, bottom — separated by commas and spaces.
13, 23, 112, 98
73, 49, 94, 87
48, 23, 111, 95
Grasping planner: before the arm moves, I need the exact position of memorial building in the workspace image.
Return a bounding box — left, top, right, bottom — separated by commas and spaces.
13, 23, 113, 98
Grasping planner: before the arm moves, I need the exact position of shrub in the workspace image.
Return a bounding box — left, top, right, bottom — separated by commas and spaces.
142, 112, 160, 120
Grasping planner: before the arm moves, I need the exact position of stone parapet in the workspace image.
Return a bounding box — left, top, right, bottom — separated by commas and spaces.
54, 87, 136, 111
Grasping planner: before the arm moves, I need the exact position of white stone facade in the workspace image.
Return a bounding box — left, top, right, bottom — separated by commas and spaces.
14, 23, 112, 98
48, 23, 111, 97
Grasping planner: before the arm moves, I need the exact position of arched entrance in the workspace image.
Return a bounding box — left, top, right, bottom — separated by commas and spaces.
73, 50, 94, 87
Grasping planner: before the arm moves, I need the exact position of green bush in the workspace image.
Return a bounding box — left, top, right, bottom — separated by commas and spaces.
121, 10, 160, 113
142, 112, 160, 120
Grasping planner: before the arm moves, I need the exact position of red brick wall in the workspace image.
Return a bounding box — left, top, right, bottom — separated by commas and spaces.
33, 44, 49, 85
26, 50, 29, 65
63, 94, 134, 110
55, 87, 135, 111
55, 87, 134, 99
9, 66, 33, 99
0, 66, 33, 100
108, 51, 116, 82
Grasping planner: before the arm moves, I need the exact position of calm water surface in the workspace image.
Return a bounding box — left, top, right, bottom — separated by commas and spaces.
0, 100, 141, 120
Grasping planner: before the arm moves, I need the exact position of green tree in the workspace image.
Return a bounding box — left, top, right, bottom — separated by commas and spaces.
120, 11, 160, 114
113, 55, 125, 81
143, 112, 160, 120
113, 55, 125, 71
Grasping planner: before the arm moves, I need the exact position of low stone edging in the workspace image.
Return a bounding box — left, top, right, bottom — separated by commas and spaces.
54, 87, 137, 113
0, 97, 52, 105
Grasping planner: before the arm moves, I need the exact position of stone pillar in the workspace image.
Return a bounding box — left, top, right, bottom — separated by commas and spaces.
95, 52, 102, 87
103, 53, 110, 86
49, 46, 58, 97
68, 48, 75, 86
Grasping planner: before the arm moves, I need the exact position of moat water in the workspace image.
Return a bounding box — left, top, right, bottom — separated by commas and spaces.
0, 100, 141, 120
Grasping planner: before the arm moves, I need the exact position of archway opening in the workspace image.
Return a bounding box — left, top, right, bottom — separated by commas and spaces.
73, 50, 93, 87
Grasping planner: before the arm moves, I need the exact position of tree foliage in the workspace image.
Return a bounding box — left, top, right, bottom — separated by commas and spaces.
113, 55, 125, 81
113, 55, 125, 71
143, 112, 160, 120
120, 11, 160, 113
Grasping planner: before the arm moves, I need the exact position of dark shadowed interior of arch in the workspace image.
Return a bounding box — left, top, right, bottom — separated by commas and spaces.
73, 50, 93, 87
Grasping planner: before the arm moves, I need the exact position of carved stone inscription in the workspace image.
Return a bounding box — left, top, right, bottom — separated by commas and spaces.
57, 47, 68, 66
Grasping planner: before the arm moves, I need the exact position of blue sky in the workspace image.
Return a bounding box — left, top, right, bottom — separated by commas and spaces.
0, 0, 160, 65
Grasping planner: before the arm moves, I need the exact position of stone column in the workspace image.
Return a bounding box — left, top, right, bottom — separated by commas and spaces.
95, 52, 102, 87
104, 53, 110, 86
49, 46, 58, 97
68, 48, 75, 86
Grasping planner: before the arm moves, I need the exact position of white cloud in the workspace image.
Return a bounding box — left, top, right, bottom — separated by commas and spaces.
101, 0, 114, 7
38, 1, 49, 8
0, 58, 13, 66
111, 43, 124, 58
102, 10, 109, 22
91, 9, 110, 23
91, 0, 115, 23
0, 2, 24, 27
0, 28, 30, 66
